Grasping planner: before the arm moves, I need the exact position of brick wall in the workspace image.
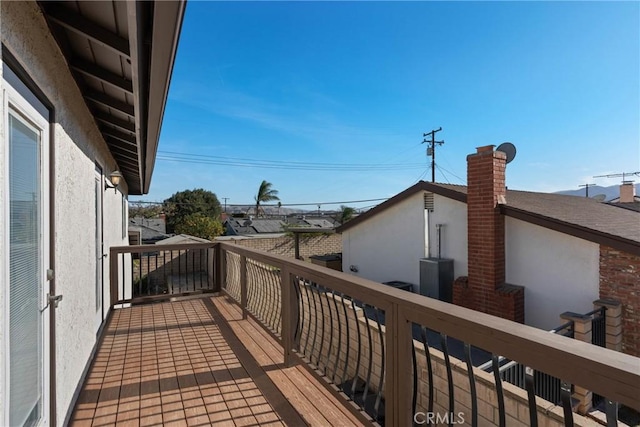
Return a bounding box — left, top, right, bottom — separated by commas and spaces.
219, 234, 342, 259
455, 146, 524, 323
599, 245, 640, 357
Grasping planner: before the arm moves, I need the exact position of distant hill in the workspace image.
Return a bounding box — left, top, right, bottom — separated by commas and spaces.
555, 183, 640, 201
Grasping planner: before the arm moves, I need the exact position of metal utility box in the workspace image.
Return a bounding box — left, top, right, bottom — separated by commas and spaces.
309, 254, 342, 271
419, 258, 454, 302
382, 281, 414, 293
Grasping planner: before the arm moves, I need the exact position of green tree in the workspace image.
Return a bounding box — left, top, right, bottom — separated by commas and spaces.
174, 213, 224, 240
163, 188, 222, 233
129, 203, 163, 218
254, 180, 279, 217
336, 205, 355, 225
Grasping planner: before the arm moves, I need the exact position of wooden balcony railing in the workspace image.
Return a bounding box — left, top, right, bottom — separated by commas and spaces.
109, 242, 640, 426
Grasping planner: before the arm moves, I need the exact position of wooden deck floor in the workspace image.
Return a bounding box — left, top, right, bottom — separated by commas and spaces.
69, 295, 365, 427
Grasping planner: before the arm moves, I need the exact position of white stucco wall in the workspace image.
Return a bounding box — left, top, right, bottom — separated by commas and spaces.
341, 192, 469, 292
342, 191, 427, 289
426, 194, 468, 277
1, 2, 129, 424
505, 217, 600, 330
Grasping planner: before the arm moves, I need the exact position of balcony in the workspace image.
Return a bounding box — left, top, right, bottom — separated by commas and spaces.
71, 242, 640, 426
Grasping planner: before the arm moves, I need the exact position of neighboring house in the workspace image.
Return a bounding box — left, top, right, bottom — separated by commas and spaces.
156, 233, 211, 245
224, 216, 287, 236
0, 1, 184, 426
286, 215, 338, 229
338, 146, 640, 357
607, 181, 640, 212
129, 216, 170, 244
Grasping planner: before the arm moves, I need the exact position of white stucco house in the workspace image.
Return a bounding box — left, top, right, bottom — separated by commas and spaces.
338, 148, 640, 350
0, 1, 185, 425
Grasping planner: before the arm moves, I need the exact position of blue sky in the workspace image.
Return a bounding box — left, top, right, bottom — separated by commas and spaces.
141, 1, 640, 210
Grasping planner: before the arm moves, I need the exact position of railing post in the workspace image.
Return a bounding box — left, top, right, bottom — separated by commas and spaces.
109, 249, 118, 307
240, 255, 248, 319
386, 302, 412, 426
593, 299, 622, 352
281, 266, 297, 366
213, 243, 222, 291
560, 312, 593, 414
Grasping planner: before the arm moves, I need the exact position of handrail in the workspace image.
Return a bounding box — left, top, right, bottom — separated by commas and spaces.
107, 240, 640, 424
218, 241, 640, 413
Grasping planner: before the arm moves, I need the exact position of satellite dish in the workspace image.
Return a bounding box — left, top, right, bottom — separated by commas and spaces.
496, 142, 517, 164
592, 194, 606, 202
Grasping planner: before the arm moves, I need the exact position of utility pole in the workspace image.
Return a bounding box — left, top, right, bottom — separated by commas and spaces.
422, 127, 444, 182
222, 197, 229, 212
578, 183, 595, 197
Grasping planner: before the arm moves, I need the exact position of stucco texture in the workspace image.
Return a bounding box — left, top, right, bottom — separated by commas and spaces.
505, 217, 599, 330
342, 191, 427, 288
2, 2, 129, 424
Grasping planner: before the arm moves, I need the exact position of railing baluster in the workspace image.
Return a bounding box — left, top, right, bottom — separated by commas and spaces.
177, 249, 182, 293
240, 255, 247, 319
605, 399, 618, 427
293, 276, 303, 351
144, 251, 149, 295
360, 304, 375, 413
316, 285, 327, 373
464, 343, 478, 427
373, 307, 384, 422
331, 291, 342, 384
341, 293, 351, 388
122, 252, 126, 302
412, 333, 418, 417
270, 266, 279, 332
421, 327, 434, 412
162, 250, 166, 294
325, 289, 335, 378
441, 333, 455, 427
492, 354, 506, 427
272, 270, 284, 335
525, 367, 538, 427
560, 381, 573, 427
309, 283, 320, 367
300, 280, 313, 359
154, 252, 158, 295
350, 298, 363, 400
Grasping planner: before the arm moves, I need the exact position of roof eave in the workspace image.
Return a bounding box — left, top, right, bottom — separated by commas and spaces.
141, 0, 186, 194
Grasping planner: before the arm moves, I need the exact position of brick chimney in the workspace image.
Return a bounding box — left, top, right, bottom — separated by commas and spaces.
452, 145, 525, 323
467, 145, 507, 290
619, 181, 636, 203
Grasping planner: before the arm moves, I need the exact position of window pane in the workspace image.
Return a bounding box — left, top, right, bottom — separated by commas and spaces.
9, 112, 43, 427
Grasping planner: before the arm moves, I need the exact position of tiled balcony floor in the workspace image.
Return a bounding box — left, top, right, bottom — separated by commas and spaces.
70, 296, 364, 427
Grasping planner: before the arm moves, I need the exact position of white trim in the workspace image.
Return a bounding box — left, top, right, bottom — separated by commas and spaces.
3, 73, 51, 427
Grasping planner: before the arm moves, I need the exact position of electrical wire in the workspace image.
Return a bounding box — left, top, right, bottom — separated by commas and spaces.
435, 164, 451, 184
156, 150, 425, 171
130, 197, 389, 207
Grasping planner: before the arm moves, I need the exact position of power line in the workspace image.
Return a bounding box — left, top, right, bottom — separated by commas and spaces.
130, 197, 390, 207
156, 151, 425, 171
435, 164, 451, 184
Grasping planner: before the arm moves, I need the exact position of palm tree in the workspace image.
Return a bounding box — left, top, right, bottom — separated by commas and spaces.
277, 201, 282, 216
255, 180, 280, 217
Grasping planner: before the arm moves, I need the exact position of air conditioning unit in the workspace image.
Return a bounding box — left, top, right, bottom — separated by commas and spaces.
419, 258, 454, 302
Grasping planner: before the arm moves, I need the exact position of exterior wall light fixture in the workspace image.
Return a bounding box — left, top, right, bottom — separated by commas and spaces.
105, 170, 123, 193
